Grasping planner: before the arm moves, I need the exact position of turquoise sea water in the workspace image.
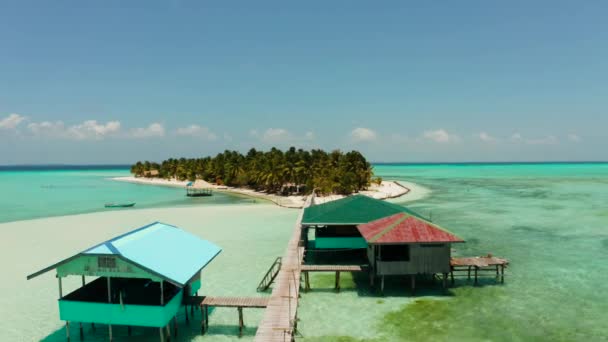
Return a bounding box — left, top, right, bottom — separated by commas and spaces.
0, 167, 255, 223
298, 163, 608, 341
2, 163, 607, 341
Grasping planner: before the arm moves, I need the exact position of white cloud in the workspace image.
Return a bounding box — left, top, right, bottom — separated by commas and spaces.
304, 131, 315, 140
130, 123, 165, 138
350, 127, 377, 142
567, 134, 581, 143
423, 129, 460, 143
0, 113, 26, 130
477, 132, 497, 143
510, 132, 558, 145
262, 128, 292, 143
175, 124, 217, 140
27, 120, 120, 140
68, 120, 120, 140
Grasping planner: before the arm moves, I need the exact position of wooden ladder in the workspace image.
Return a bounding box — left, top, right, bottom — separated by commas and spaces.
256, 257, 282, 292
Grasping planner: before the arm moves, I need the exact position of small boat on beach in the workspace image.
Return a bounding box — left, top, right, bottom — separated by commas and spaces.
104, 202, 136, 208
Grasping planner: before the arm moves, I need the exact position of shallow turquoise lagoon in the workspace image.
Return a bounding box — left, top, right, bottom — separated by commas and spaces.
297, 163, 608, 341
0, 168, 254, 223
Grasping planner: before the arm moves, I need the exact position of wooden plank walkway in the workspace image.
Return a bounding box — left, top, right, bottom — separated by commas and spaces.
202, 296, 270, 308
254, 196, 313, 342
450, 256, 509, 285
200, 297, 270, 337
301, 265, 365, 292
301, 265, 363, 272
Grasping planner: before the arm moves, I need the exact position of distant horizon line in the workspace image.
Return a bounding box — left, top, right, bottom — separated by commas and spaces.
1, 161, 607, 170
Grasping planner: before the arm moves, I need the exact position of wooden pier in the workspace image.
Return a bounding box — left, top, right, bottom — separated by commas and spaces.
254, 196, 312, 342
450, 255, 509, 285
201, 296, 269, 337
301, 265, 364, 292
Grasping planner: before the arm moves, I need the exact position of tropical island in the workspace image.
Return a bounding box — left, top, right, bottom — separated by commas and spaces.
118, 147, 415, 207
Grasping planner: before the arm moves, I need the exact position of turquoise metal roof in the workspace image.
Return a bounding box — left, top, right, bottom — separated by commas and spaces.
27, 222, 222, 286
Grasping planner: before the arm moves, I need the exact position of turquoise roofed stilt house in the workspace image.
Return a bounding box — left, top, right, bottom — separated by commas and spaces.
27, 222, 221, 341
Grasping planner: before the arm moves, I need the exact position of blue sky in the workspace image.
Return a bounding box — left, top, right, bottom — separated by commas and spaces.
0, 1, 606, 164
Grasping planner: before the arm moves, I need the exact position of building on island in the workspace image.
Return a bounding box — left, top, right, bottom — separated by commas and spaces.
27, 222, 221, 341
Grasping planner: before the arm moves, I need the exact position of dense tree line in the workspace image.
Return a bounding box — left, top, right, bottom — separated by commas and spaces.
130, 147, 379, 195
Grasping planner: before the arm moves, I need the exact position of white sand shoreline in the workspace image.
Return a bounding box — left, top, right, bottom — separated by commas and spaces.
111, 176, 430, 208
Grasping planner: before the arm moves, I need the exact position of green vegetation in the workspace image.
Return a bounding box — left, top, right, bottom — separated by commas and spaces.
130, 147, 374, 195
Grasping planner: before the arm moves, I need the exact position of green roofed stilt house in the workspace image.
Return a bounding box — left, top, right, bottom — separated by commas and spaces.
302, 194, 464, 293
27, 222, 221, 341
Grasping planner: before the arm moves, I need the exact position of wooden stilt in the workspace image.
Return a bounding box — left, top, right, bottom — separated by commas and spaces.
65, 321, 70, 341
335, 271, 341, 292
304, 271, 310, 292
108, 325, 112, 342
442, 272, 448, 290
496, 264, 500, 277
474, 267, 478, 285
201, 305, 205, 335
411, 275, 416, 296
191, 302, 194, 315
238, 307, 244, 337
173, 316, 178, 337
160, 327, 164, 342
165, 324, 170, 341
79, 322, 83, 340
501, 264, 505, 283
467, 266, 471, 280
91, 323, 95, 332
205, 305, 209, 332
450, 266, 454, 286
185, 304, 189, 324
128, 326, 132, 336
381, 275, 385, 296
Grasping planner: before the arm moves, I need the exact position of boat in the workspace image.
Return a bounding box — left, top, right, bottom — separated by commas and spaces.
104, 202, 136, 208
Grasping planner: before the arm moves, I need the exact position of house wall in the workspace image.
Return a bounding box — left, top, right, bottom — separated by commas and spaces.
371, 243, 451, 275
57, 255, 161, 281
59, 289, 183, 327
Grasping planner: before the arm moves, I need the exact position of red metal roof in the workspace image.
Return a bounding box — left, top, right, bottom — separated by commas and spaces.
357, 213, 464, 244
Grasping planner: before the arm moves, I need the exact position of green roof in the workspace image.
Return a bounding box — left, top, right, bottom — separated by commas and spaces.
302, 194, 425, 226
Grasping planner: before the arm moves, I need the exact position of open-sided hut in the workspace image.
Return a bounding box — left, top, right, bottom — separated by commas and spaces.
27, 222, 221, 341
357, 212, 464, 292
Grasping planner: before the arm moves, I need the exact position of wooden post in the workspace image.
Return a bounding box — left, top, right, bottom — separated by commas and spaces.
91, 323, 95, 331
501, 264, 505, 283
81, 275, 85, 287
201, 305, 206, 335
205, 305, 209, 332
185, 305, 189, 324
79, 323, 83, 340
128, 326, 132, 336
442, 273, 448, 290
304, 271, 310, 292
160, 327, 164, 342
165, 324, 170, 341
474, 267, 478, 285
106, 277, 113, 341
238, 307, 244, 337
58, 276, 63, 298
450, 266, 455, 286
160, 281, 164, 306
496, 265, 499, 277
173, 316, 178, 337
411, 275, 416, 296
335, 271, 340, 292
65, 321, 70, 341
381, 275, 385, 296
467, 266, 471, 280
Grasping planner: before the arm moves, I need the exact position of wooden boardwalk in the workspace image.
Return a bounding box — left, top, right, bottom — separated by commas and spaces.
254, 196, 312, 342
450, 256, 509, 285
201, 297, 269, 337
301, 265, 365, 292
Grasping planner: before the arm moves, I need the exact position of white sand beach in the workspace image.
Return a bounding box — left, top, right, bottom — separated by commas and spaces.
112, 177, 428, 208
